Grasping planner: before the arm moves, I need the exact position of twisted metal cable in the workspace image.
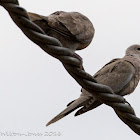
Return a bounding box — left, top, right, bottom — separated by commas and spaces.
0, 0, 140, 135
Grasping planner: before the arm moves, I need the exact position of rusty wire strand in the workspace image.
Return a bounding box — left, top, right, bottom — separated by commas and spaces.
0, 0, 140, 135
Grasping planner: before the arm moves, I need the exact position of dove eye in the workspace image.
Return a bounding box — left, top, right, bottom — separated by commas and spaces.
137, 48, 140, 51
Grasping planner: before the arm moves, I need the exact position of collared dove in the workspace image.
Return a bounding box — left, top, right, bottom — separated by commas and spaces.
46, 44, 140, 126
28, 11, 95, 50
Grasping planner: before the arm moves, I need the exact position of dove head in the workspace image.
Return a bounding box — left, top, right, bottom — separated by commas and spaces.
125, 44, 140, 57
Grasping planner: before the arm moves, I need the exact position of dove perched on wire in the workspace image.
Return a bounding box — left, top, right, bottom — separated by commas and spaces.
46, 44, 140, 126
28, 11, 95, 51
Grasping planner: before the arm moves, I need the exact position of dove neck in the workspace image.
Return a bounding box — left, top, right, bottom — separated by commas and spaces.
123, 55, 140, 67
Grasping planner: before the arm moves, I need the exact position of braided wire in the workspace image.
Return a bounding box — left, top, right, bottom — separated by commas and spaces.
0, 0, 140, 135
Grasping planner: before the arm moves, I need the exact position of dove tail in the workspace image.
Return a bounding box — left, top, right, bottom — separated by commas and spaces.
75, 99, 102, 116
28, 12, 50, 33
46, 96, 90, 127
67, 100, 76, 106
28, 12, 44, 21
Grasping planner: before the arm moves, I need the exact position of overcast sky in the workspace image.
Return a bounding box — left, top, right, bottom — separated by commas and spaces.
0, 0, 140, 139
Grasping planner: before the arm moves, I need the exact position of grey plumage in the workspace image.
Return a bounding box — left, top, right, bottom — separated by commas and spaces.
46, 44, 140, 126
28, 11, 95, 50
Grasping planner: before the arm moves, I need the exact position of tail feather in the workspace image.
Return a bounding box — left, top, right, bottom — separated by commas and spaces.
46, 96, 89, 126
75, 99, 102, 116
28, 12, 50, 33
28, 12, 44, 21
67, 100, 76, 107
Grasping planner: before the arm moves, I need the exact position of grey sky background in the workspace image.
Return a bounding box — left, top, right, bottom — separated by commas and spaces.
0, 0, 140, 139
